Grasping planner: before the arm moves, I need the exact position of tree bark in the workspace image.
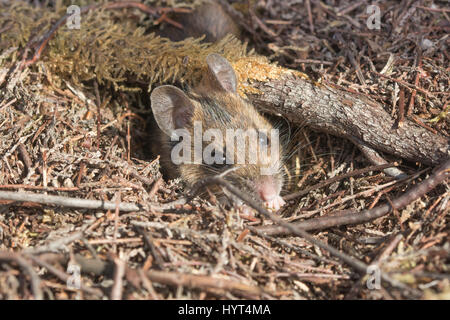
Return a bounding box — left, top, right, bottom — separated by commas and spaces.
245, 74, 449, 166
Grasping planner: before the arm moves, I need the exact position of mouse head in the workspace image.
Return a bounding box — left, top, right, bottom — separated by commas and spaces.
151, 54, 285, 210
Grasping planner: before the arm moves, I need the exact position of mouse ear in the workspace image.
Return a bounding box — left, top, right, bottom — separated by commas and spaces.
150, 85, 195, 136
206, 53, 237, 93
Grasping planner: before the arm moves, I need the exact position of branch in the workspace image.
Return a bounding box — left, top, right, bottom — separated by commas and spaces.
0, 191, 144, 212
245, 72, 449, 166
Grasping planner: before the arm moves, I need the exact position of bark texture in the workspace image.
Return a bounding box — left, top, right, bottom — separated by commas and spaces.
245, 74, 449, 165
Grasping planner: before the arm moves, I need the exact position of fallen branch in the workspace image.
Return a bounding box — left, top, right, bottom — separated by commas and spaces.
0, 189, 191, 213
0, 190, 144, 212
246, 72, 449, 166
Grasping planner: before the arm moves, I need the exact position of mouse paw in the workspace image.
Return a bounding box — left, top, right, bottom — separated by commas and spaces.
264, 195, 286, 211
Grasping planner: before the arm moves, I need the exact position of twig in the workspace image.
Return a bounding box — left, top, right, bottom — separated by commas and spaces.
189, 175, 421, 295
138, 269, 159, 299
0, 184, 79, 192
407, 49, 422, 117
345, 232, 405, 298
75, 162, 86, 187
283, 162, 397, 201
0, 190, 144, 212
18, 143, 33, 175
134, 226, 165, 269
294, 58, 333, 65
305, 0, 314, 34
94, 81, 101, 150
373, 233, 404, 264
336, 0, 366, 16
249, 8, 277, 37
27, 254, 103, 297
257, 158, 449, 235
111, 256, 126, 300
350, 139, 407, 179
0, 251, 43, 300
248, 227, 340, 266
145, 269, 264, 298
397, 87, 405, 128
415, 5, 450, 13
374, 71, 435, 98
24, 232, 83, 254
148, 177, 163, 198
39, 253, 265, 297
112, 193, 121, 253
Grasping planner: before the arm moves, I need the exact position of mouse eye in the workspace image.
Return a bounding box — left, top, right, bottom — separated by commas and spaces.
258, 131, 270, 147
211, 149, 226, 164
208, 148, 230, 170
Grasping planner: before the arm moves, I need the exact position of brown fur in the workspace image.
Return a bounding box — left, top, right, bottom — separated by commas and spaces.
151, 3, 283, 204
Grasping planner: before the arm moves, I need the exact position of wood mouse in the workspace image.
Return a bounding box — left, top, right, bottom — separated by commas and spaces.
150, 54, 285, 210
150, 2, 285, 210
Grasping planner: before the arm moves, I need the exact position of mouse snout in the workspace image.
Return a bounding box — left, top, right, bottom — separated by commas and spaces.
255, 176, 285, 211
257, 178, 278, 201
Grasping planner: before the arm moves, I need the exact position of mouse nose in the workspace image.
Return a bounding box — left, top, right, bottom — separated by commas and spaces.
258, 182, 276, 201
255, 176, 286, 211
256, 176, 279, 202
